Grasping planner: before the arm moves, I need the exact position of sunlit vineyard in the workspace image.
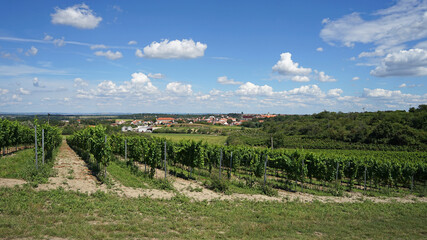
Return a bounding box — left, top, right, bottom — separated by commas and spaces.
68, 126, 427, 196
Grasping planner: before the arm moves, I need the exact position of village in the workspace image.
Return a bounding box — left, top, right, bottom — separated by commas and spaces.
115, 113, 277, 133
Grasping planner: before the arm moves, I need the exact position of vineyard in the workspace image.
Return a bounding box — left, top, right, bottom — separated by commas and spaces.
68, 126, 427, 196
0, 119, 34, 156
0, 119, 62, 183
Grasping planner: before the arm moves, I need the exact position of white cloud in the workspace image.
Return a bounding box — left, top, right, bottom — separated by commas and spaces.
166, 82, 193, 95
33, 77, 44, 88
128, 40, 137, 45
12, 94, 22, 101
399, 83, 407, 88
94, 50, 123, 60
370, 48, 427, 77
291, 76, 310, 82
217, 76, 243, 85
320, 0, 427, 49
53, 37, 65, 47
51, 3, 102, 29
322, 18, 330, 24
18, 88, 30, 95
272, 52, 312, 76
25, 46, 38, 56
43, 34, 53, 41
74, 78, 88, 87
135, 49, 143, 58
352, 76, 360, 81
236, 82, 273, 96
90, 44, 106, 50
113, 5, 123, 12
148, 73, 165, 79
363, 88, 410, 98
316, 47, 324, 52
316, 71, 337, 82
142, 39, 207, 59
327, 88, 343, 97
0, 64, 67, 76
287, 85, 324, 97
0, 88, 8, 95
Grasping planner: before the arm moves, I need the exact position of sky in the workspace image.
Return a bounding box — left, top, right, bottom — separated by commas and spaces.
0, 0, 426, 114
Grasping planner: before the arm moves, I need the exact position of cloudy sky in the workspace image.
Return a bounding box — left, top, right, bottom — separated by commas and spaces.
0, 0, 426, 114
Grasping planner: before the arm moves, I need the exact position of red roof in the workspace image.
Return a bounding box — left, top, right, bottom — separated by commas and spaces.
157, 117, 175, 121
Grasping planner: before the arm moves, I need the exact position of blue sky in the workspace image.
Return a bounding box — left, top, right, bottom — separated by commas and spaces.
0, 0, 426, 114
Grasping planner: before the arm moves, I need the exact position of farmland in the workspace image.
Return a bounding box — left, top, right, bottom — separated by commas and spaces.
0, 112, 426, 239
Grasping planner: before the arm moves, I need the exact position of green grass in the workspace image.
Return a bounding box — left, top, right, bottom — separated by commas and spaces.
152, 133, 227, 145
107, 160, 174, 191
107, 161, 149, 189
0, 149, 34, 179
0, 187, 426, 239
0, 147, 59, 185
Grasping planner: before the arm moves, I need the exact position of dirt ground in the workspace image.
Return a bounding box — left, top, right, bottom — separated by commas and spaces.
1, 140, 426, 203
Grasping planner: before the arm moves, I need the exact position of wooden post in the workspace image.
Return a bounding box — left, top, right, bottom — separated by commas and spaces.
364, 166, 367, 192
264, 155, 268, 187
301, 158, 304, 192
219, 149, 222, 179
229, 152, 233, 179
271, 136, 273, 149
336, 161, 339, 182
34, 126, 38, 169
42, 129, 45, 164
125, 139, 128, 161
164, 141, 167, 179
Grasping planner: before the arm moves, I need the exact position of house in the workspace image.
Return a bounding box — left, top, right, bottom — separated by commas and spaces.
156, 117, 175, 124
121, 126, 133, 132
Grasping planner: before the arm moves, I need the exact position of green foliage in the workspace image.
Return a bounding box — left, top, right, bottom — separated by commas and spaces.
239, 105, 427, 150
205, 174, 230, 193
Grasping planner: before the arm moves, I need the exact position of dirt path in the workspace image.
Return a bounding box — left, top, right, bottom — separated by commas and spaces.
1, 141, 425, 203
0, 178, 26, 188
37, 139, 109, 194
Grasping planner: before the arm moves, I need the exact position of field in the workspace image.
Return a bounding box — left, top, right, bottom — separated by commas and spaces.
1, 187, 426, 239
151, 133, 228, 145
1, 122, 427, 239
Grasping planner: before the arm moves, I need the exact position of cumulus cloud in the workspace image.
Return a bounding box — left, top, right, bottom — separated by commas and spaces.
291, 76, 310, 82
32, 77, 45, 88
51, 3, 102, 29
370, 48, 427, 77
166, 82, 193, 95
94, 50, 123, 60
142, 39, 207, 59
316, 47, 324, 52
217, 76, 243, 85
287, 84, 324, 97
135, 49, 143, 58
272, 52, 312, 76
352, 76, 360, 81
74, 78, 88, 88
147, 73, 165, 79
53, 37, 65, 47
327, 88, 343, 97
0, 88, 8, 95
12, 94, 22, 101
43, 34, 53, 41
18, 88, 30, 95
90, 44, 106, 50
320, 0, 427, 49
316, 71, 337, 82
236, 82, 273, 96
25, 46, 38, 56
128, 40, 137, 45
363, 88, 415, 99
